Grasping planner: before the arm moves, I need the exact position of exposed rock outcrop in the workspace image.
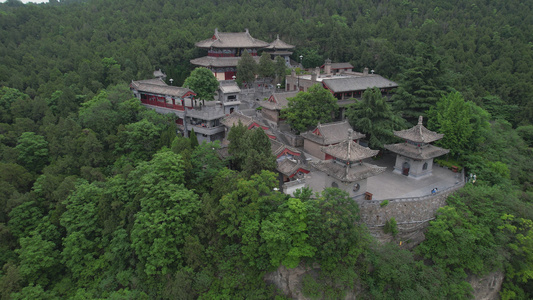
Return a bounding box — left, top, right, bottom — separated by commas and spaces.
468, 271, 505, 300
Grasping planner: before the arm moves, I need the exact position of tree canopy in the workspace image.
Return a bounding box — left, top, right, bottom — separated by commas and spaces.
281, 84, 339, 133
183, 67, 219, 102
0, 0, 532, 298
346, 87, 406, 149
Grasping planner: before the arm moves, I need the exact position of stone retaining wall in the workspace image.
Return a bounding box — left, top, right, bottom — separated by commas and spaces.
358, 182, 464, 227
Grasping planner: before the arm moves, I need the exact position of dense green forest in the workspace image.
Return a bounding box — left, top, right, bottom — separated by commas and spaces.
0, 0, 532, 298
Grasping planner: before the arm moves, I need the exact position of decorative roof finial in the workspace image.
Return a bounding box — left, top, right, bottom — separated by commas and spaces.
418, 116, 423, 125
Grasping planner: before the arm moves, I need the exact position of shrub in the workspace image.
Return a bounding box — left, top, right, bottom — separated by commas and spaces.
383, 218, 399, 236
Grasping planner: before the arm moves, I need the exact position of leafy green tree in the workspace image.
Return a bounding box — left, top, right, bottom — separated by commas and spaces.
0, 262, 23, 300
219, 170, 286, 269
130, 149, 200, 276
258, 52, 275, 79
236, 50, 257, 87
227, 124, 276, 176
15, 132, 49, 173
189, 128, 199, 149
295, 48, 323, 68
227, 122, 249, 170
115, 118, 165, 162
16, 233, 60, 287
281, 84, 338, 133
188, 141, 226, 194
427, 92, 477, 156
274, 56, 287, 85
393, 42, 449, 122
183, 67, 219, 105
261, 197, 316, 268
60, 181, 107, 286
346, 87, 406, 149
0, 87, 29, 123
305, 188, 366, 271
242, 129, 276, 177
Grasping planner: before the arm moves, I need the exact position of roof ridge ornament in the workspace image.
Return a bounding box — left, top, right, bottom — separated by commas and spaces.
418, 115, 423, 125
347, 129, 353, 162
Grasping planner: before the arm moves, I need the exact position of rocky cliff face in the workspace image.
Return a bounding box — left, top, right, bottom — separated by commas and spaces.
467, 271, 505, 300
265, 261, 505, 299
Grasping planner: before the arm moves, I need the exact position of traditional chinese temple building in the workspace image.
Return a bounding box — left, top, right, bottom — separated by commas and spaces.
285, 60, 398, 100
131, 75, 227, 143
301, 120, 365, 160
309, 129, 386, 198
259, 91, 298, 125
265, 34, 295, 67
190, 28, 269, 80
221, 111, 276, 140
385, 116, 450, 178
130, 78, 196, 110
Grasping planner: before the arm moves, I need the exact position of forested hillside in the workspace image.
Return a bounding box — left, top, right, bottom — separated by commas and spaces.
0, 0, 532, 299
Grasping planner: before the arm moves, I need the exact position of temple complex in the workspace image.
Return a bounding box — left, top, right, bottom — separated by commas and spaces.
385, 116, 450, 178
309, 129, 386, 199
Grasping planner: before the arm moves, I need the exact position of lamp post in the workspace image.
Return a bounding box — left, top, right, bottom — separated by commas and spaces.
169, 78, 174, 86
232, 75, 236, 81
276, 83, 281, 92
297, 55, 303, 91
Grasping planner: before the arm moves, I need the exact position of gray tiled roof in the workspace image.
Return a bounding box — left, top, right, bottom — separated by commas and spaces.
301, 121, 365, 145
219, 82, 241, 94
277, 158, 308, 177
393, 116, 443, 143
321, 140, 379, 161
270, 139, 301, 157
190, 56, 261, 68
322, 75, 398, 93
195, 29, 269, 49
221, 112, 253, 128
260, 91, 298, 110
266, 35, 295, 50
312, 160, 386, 182
131, 79, 195, 98
384, 143, 449, 160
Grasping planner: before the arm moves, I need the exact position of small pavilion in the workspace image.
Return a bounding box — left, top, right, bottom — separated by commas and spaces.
265, 34, 295, 67
310, 129, 386, 198
385, 116, 449, 179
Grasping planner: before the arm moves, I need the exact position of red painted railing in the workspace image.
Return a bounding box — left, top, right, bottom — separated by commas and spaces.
140, 99, 192, 111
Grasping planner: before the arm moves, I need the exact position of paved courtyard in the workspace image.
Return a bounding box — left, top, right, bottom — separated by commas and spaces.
365, 153, 463, 200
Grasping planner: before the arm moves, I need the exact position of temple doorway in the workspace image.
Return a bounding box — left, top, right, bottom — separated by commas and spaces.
402, 162, 410, 176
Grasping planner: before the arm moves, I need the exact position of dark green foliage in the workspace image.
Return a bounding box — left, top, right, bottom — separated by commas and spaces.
392, 42, 449, 122
281, 84, 338, 133
346, 87, 406, 149
0, 0, 532, 298
227, 124, 276, 176
236, 50, 257, 86
15, 132, 48, 173
183, 67, 219, 102
258, 52, 275, 79
189, 128, 199, 149
383, 218, 398, 236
